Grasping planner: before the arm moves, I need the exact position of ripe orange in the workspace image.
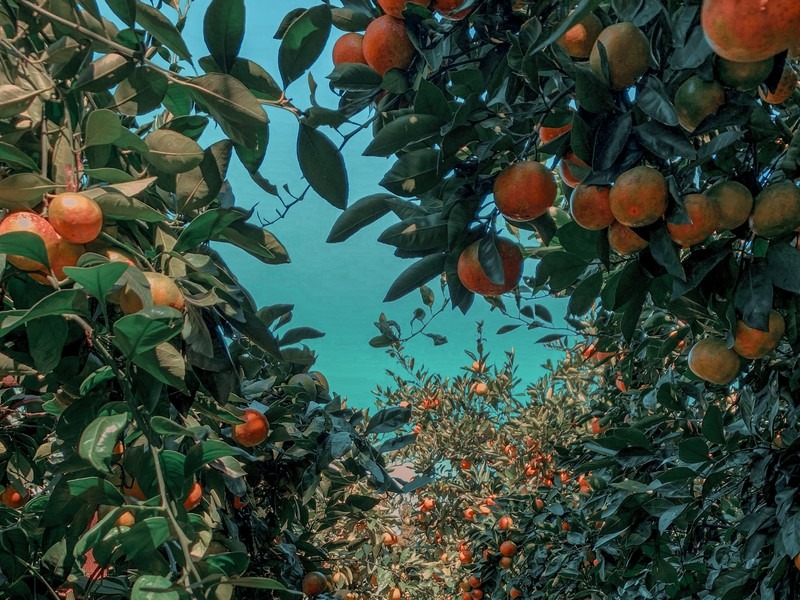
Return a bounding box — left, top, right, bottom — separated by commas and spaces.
362, 16, 415, 76
468, 575, 481, 588
119, 271, 185, 314
750, 181, 800, 239
421, 497, 435, 511
688, 338, 740, 385
570, 184, 614, 230
538, 121, 572, 145
29, 236, 84, 284
0, 211, 60, 272
308, 370, 329, 391
733, 310, 785, 359
471, 589, 484, 600
302, 572, 328, 597
558, 152, 589, 188
456, 237, 523, 296
114, 511, 135, 527
591, 417, 606, 435
498, 515, 513, 530
471, 381, 489, 396
716, 56, 774, 90
589, 22, 650, 90
460, 459, 472, 470
674, 76, 726, 132
701, 0, 800, 62
332, 33, 367, 65
464, 507, 477, 520
47, 192, 103, 244
667, 194, 719, 247
232, 408, 269, 447
556, 12, 603, 58
795, 553, 800, 570
378, 0, 430, 18
706, 180, 753, 230
382, 531, 399, 545
498, 556, 513, 569
388, 587, 403, 600
607, 221, 648, 255
122, 478, 147, 501
499, 540, 517, 557
459, 548, 473, 563
494, 161, 557, 221
183, 481, 203, 511
102, 247, 136, 266
609, 166, 667, 227
433, 0, 471, 20
760, 64, 798, 105
510, 588, 523, 599
0, 485, 27, 508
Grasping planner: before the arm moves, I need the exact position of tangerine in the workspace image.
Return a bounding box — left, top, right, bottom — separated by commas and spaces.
688, 338, 740, 385
499, 540, 517, 557
363, 16, 415, 76
433, 0, 472, 20
377, 0, 430, 18
183, 481, 203, 511
608, 221, 648, 255
750, 181, 800, 238
589, 22, 650, 90
47, 192, 103, 244
538, 121, 572, 144
0, 211, 59, 272
558, 152, 590, 188
706, 180, 753, 230
674, 76, 726, 132
456, 238, 523, 296
0, 485, 27, 508
667, 194, 719, 247
733, 310, 785, 359
556, 12, 603, 59
332, 33, 367, 65
716, 56, 773, 90
118, 271, 185, 314
570, 184, 614, 230
232, 408, 269, 447
302, 572, 328, 597
609, 165, 667, 227
494, 161, 557, 221
760, 64, 797, 105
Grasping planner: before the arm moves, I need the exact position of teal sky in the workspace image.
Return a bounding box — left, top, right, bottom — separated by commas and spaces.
176, 1, 565, 407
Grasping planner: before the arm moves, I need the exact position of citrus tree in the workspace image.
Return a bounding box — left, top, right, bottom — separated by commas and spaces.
0, 1, 416, 599
275, 0, 800, 597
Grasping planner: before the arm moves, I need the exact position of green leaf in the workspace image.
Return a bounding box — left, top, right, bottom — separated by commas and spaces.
145, 129, 204, 174
84, 168, 135, 183
184, 440, 244, 476
79, 365, 115, 395
678, 437, 710, 464
63, 262, 129, 301
702, 405, 725, 444
135, 0, 192, 61
131, 575, 180, 600
0, 142, 39, 171
204, 0, 245, 72
279, 5, 332, 88
150, 416, 194, 437
366, 407, 411, 434
384, 253, 446, 302
0, 173, 58, 210
84, 109, 123, 148
279, 326, 325, 346
0, 231, 49, 268
649, 226, 685, 280
0, 290, 89, 336
27, 317, 67, 372
364, 114, 444, 157
0, 85, 43, 119
132, 342, 188, 392
113, 306, 184, 358
79, 413, 128, 474
327, 193, 393, 243
331, 7, 373, 32
106, 0, 136, 27
122, 517, 172, 563
175, 140, 231, 212
379, 149, 442, 197
113, 67, 169, 116
297, 124, 348, 209
637, 76, 679, 126
227, 578, 294, 592
73, 53, 134, 92
94, 192, 166, 222
227, 58, 283, 102
568, 270, 603, 316
218, 220, 290, 265
174, 208, 247, 253
327, 63, 382, 91
767, 243, 800, 294
378, 214, 447, 251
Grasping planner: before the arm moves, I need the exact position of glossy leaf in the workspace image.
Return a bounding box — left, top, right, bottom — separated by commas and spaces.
279, 5, 332, 88
204, 0, 245, 72
297, 124, 348, 209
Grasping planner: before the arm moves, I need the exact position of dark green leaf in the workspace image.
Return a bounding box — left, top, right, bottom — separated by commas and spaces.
279, 5, 332, 88
78, 413, 128, 474
63, 262, 129, 301
364, 114, 444, 157
174, 208, 247, 253
384, 253, 446, 302
366, 407, 411, 434
568, 270, 603, 316
327, 193, 394, 243
204, 0, 245, 72
135, 0, 192, 61
702, 405, 725, 444
0, 174, 58, 210
297, 124, 348, 209
113, 306, 184, 358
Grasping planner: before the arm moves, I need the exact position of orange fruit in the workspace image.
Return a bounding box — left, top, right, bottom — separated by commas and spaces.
510, 588, 523, 599
0, 211, 60, 272
471, 381, 489, 396
494, 161, 557, 221
388, 587, 403, 600
433, 0, 471, 19
558, 152, 589, 188
102, 247, 136, 266
233, 496, 247, 509
231, 408, 269, 447
498, 556, 513, 569
460, 459, 472, 470
556, 12, 603, 58
607, 221, 648, 255
29, 236, 84, 284
688, 338, 740, 385
471, 590, 484, 600
499, 540, 517, 557
123, 478, 147, 501
308, 370, 329, 391
421, 497, 435, 511
609, 166, 667, 227
591, 417, 606, 435
114, 511, 135, 527
750, 181, 800, 239
733, 310, 785, 359
498, 515, 513, 530
456, 237, 523, 296
332, 33, 367, 65
183, 481, 203, 511
794, 553, 800, 570
760, 64, 797, 105
716, 56, 774, 90
0, 485, 27, 508
468, 576, 481, 588
118, 271, 185, 314
362, 16, 415, 76
538, 121, 572, 144
570, 184, 614, 230
302, 572, 328, 597
382, 531, 399, 545
706, 180, 753, 230
378, 0, 430, 18
667, 194, 719, 247
458, 548, 473, 563
701, 0, 800, 62
674, 76, 726, 132
589, 22, 650, 90
464, 507, 477, 520
47, 192, 103, 244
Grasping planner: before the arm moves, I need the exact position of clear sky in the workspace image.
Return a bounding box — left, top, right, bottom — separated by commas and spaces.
175, 0, 565, 407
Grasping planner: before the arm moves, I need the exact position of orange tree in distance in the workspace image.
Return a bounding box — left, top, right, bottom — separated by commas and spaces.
0, 1, 419, 599
279, 0, 800, 596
